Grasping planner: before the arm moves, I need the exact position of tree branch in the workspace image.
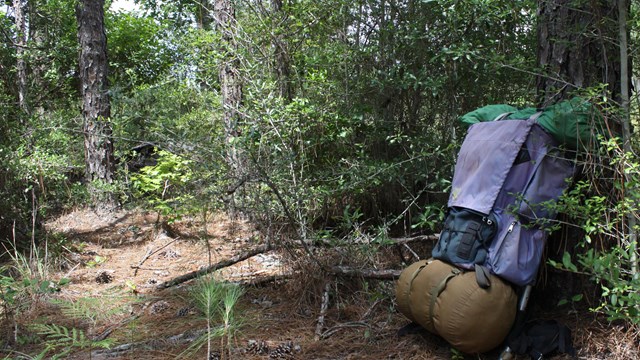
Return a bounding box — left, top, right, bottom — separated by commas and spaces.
155, 244, 270, 290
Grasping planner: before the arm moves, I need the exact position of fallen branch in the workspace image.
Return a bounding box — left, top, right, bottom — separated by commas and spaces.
230, 274, 292, 286
132, 237, 179, 276
314, 282, 331, 341
91, 329, 206, 359
294, 234, 439, 248
389, 234, 439, 245
330, 266, 402, 280
156, 244, 270, 290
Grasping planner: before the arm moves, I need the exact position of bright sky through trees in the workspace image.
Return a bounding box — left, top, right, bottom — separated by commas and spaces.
111, 0, 138, 12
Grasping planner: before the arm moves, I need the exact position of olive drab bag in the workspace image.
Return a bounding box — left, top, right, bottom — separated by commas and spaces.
395, 259, 517, 354
432, 113, 574, 286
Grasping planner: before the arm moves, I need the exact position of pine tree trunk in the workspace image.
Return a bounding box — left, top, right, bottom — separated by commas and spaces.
535, 0, 624, 308
12, 0, 28, 114
76, 0, 118, 211
536, 0, 621, 106
215, 0, 244, 212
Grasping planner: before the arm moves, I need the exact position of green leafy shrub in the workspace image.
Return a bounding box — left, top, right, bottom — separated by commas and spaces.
553, 137, 640, 325
131, 149, 194, 222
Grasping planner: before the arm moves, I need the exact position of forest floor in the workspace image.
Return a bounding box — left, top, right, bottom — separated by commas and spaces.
1, 208, 639, 359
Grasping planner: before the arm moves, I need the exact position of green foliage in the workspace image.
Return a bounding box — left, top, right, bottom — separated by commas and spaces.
179, 277, 245, 359
131, 150, 194, 222
48, 296, 129, 327
30, 323, 113, 359
553, 136, 640, 324
106, 11, 175, 90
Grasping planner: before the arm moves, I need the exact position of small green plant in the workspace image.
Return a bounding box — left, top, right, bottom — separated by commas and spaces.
31, 323, 113, 359
48, 296, 129, 327
85, 255, 107, 268
179, 277, 245, 360
1, 242, 70, 347
131, 149, 194, 224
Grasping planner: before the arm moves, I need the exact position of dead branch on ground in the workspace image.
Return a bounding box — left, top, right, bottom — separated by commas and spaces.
330, 266, 402, 280
314, 281, 331, 341
156, 244, 270, 290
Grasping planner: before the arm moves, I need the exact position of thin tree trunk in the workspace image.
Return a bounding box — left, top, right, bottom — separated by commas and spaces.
196, 0, 214, 30
215, 0, 244, 213
618, 0, 637, 277
271, 0, 291, 102
76, 0, 118, 211
12, 0, 29, 114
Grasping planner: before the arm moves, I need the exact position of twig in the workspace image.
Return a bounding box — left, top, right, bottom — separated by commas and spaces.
314, 282, 331, 341
402, 244, 420, 261
360, 299, 382, 321
389, 234, 439, 245
321, 322, 371, 339
155, 244, 270, 290
132, 237, 180, 276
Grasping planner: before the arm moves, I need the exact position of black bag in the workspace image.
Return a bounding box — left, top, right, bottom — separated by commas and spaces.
507, 320, 576, 360
432, 207, 497, 266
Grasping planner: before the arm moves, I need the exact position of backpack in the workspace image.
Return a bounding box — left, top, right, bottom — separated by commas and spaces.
432, 113, 574, 286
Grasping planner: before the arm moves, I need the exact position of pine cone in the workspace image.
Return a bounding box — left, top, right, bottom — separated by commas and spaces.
269, 341, 295, 359
95, 271, 114, 284
246, 339, 270, 355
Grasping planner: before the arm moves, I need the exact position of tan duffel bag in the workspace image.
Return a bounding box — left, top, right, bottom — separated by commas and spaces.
396, 259, 517, 354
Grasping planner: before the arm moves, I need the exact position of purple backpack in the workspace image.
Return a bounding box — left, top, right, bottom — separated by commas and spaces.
433, 115, 574, 286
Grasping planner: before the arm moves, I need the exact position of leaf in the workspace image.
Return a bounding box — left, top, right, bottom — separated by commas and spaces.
562, 252, 577, 272
558, 299, 568, 306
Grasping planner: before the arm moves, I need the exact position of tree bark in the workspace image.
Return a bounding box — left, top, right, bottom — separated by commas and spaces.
536, 0, 622, 106
271, 0, 292, 102
196, 0, 214, 30
215, 0, 244, 213
535, 0, 626, 308
12, 0, 29, 114
76, 0, 118, 210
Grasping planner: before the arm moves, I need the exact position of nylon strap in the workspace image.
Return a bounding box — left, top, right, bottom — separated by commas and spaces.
456, 221, 480, 260
406, 260, 431, 290
529, 111, 544, 122
474, 264, 492, 289
429, 268, 461, 326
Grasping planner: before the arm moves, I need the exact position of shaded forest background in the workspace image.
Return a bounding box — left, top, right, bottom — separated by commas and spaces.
1, 0, 640, 357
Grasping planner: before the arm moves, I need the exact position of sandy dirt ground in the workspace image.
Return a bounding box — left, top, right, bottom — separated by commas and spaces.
0, 208, 638, 359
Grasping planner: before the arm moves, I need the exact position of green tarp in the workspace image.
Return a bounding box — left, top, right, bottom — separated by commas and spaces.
459, 97, 606, 151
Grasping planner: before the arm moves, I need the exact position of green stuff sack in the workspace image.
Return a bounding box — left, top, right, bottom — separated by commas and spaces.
395, 259, 429, 323
458, 97, 605, 151
432, 270, 517, 354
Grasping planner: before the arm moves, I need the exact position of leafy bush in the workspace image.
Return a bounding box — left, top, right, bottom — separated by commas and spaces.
553, 136, 640, 325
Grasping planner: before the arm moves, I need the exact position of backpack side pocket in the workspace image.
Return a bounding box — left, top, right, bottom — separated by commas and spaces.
432, 207, 497, 267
